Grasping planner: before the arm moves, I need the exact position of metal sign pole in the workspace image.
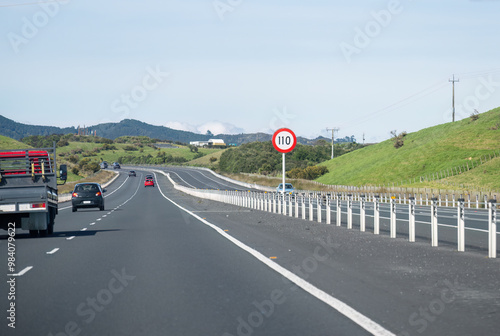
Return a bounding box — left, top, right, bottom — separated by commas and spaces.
282, 152, 285, 214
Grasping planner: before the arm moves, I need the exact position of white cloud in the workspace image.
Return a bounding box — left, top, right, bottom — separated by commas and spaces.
165, 121, 245, 135
164, 121, 197, 133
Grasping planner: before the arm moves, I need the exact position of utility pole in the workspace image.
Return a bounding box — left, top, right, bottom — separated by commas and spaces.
326, 127, 339, 160
449, 74, 459, 122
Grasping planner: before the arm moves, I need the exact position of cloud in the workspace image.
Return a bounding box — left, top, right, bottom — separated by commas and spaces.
165, 121, 245, 135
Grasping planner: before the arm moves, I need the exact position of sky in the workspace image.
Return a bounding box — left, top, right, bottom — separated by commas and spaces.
1, 0, 500, 143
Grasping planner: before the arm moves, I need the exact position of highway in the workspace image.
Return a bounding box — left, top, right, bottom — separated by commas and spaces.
1, 167, 499, 335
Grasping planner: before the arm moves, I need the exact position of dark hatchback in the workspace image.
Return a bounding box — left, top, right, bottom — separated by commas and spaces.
71, 183, 106, 212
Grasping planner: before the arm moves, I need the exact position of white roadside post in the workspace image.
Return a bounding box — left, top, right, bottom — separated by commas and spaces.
336, 194, 342, 227
488, 199, 497, 258
273, 193, 277, 213
457, 198, 465, 252
289, 193, 293, 217
277, 194, 282, 214
295, 194, 299, 218
301, 194, 306, 220
374, 195, 380, 235
317, 194, 322, 223
281, 189, 287, 216
409, 197, 415, 242
326, 194, 331, 224
347, 194, 353, 229
360, 195, 366, 232
431, 197, 439, 247
309, 193, 314, 221
390, 196, 396, 238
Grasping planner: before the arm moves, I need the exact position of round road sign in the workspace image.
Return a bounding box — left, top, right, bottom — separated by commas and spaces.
272, 128, 297, 153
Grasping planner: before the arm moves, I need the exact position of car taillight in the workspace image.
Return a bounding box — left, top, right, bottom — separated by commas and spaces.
72, 192, 78, 197
95, 191, 101, 196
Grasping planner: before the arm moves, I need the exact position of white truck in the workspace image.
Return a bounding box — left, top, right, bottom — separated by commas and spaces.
0, 145, 67, 237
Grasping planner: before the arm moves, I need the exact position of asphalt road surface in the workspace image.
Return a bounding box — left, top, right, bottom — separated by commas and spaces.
1, 168, 499, 336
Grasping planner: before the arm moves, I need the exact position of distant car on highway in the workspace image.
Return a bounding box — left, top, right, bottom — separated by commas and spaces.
277, 183, 295, 194
71, 183, 106, 212
128, 170, 136, 177
112, 162, 121, 169
100, 161, 108, 169
144, 177, 154, 187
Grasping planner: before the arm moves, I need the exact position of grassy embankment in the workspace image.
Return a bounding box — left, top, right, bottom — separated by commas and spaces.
316, 107, 500, 193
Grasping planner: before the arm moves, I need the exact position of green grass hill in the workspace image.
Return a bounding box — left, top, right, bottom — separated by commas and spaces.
0, 135, 29, 149
317, 107, 500, 192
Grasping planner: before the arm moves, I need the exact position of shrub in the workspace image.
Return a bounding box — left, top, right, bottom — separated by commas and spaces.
68, 155, 79, 164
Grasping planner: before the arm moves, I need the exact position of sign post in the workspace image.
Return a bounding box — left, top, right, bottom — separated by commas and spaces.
272, 128, 297, 212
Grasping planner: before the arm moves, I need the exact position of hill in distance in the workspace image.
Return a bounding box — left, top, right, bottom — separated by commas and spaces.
316, 107, 500, 191
0, 135, 29, 149
0, 115, 327, 146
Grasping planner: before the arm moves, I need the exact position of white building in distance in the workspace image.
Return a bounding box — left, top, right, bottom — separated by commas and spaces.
189, 139, 226, 147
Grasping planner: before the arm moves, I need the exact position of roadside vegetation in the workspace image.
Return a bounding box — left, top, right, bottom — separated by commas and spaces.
217, 140, 363, 178
18, 134, 220, 185
0, 135, 30, 149
317, 107, 500, 192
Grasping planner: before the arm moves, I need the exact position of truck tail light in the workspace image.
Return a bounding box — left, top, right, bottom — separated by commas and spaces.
31, 203, 46, 209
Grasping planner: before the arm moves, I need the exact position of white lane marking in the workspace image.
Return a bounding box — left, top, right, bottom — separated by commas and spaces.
59, 173, 130, 210
188, 169, 242, 190
153, 171, 395, 336
90, 222, 96, 226
66, 236, 75, 240
96, 218, 102, 221
81, 228, 87, 231
46, 248, 59, 255
164, 170, 197, 189
103, 215, 107, 218
9, 266, 33, 277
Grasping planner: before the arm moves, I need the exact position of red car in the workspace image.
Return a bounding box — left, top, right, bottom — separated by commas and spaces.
144, 177, 155, 187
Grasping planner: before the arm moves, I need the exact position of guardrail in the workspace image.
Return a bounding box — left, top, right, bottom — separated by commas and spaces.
159, 170, 499, 259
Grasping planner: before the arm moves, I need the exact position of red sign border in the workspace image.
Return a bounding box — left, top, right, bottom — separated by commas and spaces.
272, 128, 297, 153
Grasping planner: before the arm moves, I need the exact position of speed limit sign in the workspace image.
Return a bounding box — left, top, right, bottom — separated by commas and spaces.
272, 128, 297, 153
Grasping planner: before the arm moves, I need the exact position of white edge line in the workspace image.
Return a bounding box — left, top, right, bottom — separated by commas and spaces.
66, 236, 75, 240
152, 171, 396, 336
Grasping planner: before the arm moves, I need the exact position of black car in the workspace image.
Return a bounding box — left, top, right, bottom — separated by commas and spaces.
71, 183, 106, 212
128, 170, 136, 177
113, 162, 121, 169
